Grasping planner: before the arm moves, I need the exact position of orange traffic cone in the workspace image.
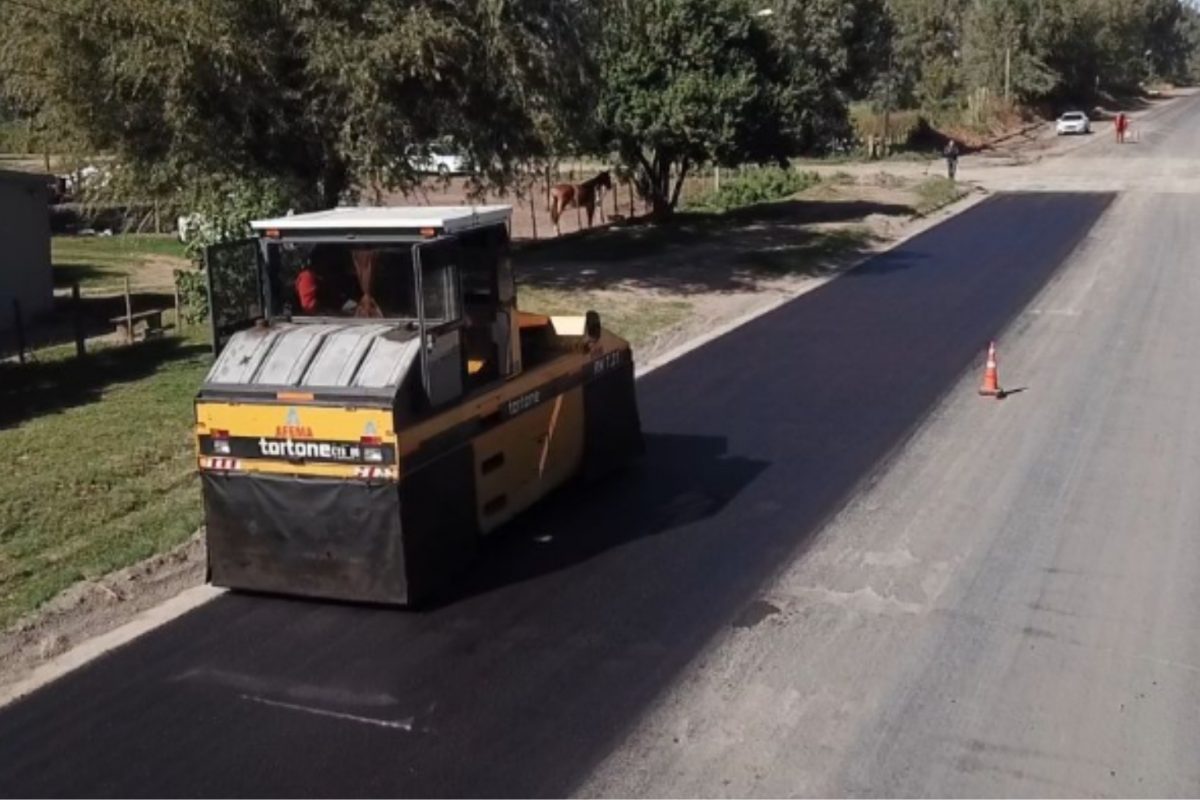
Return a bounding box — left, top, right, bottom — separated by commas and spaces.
979, 341, 1003, 397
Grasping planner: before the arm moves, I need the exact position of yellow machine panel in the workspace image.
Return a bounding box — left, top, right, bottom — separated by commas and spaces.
195, 402, 398, 481
473, 386, 585, 532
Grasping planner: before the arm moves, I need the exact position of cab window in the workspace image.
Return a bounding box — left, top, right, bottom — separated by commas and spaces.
269, 242, 460, 325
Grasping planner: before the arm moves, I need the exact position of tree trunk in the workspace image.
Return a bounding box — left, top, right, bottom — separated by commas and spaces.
669, 160, 691, 210
648, 157, 674, 220
320, 159, 349, 208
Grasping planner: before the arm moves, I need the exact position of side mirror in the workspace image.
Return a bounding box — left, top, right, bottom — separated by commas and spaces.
585, 310, 602, 342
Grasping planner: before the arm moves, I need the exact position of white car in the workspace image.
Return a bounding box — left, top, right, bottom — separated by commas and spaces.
411, 146, 470, 176
1056, 111, 1091, 136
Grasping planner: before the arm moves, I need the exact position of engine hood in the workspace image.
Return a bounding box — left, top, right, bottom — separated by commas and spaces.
201, 321, 420, 400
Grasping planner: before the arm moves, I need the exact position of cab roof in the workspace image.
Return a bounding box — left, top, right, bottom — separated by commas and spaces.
250, 205, 512, 235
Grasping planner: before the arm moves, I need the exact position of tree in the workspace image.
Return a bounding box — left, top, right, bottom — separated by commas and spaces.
888, 0, 968, 110
961, 0, 1056, 104
597, 0, 839, 218
773, 0, 895, 101
0, 0, 596, 210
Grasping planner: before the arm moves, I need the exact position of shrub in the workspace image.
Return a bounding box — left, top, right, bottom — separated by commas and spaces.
687, 167, 820, 213
849, 105, 928, 147
174, 269, 208, 325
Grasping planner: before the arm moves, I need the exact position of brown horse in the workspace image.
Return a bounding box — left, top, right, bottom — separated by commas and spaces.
549, 170, 612, 234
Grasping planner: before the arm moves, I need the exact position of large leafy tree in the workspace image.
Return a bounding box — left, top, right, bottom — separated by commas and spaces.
596, 0, 842, 218
0, 0, 596, 209
960, 0, 1057, 103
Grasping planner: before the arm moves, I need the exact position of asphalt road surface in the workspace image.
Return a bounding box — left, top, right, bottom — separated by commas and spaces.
584, 101, 1200, 795
0, 189, 1114, 797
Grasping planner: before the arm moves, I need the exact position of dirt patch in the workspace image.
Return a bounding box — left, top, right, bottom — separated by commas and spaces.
0, 531, 206, 697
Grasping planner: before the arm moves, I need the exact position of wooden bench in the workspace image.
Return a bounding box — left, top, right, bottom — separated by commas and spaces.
111, 309, 165, 341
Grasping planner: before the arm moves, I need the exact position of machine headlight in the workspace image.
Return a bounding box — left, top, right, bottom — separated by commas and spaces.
213, 439, 231, 455
363, 447, 384, 463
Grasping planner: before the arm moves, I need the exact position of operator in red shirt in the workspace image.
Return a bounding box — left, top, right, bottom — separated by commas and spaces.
294, 262, 321, 314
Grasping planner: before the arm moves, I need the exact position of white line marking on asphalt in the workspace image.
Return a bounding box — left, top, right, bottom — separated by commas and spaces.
241, 693, 415, 731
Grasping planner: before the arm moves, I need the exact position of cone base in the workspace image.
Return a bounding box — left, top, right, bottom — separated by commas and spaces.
978, 387, 1004, 397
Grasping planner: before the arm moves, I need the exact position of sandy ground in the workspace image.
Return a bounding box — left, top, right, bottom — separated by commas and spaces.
0, 97, 1170, 697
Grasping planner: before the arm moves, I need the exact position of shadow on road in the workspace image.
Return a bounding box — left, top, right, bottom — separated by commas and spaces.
440, 433, 769, 607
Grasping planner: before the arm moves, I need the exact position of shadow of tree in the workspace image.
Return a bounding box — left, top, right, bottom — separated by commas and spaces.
0, 337, 208, 429
53, 262, 117, 288
515, 199, 913, 295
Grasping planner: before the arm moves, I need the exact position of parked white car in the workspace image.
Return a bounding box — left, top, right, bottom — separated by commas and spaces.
410, 145, 471, 176
1055, 111, 1091, 136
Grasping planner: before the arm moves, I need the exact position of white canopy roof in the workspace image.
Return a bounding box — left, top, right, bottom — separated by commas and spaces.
251, 205, 512, 234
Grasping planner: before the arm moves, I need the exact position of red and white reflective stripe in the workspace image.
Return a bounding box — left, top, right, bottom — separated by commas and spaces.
201, 457, 241, 471
354, 466, 397, 480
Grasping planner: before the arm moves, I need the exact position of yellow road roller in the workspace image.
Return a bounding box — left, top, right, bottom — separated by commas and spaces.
195, 206, 642, 605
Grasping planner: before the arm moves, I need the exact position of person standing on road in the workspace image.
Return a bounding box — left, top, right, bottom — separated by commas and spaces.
1116, 113, 1127, 144
944, 139, 960, 181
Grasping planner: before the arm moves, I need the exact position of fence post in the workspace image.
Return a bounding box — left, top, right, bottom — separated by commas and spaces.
72, 282, 85, 357
174, 281, 183, 334
12, 299, 25, 365
123, 277, 134, 344
628, 182, 635, 219
528, 193, 538, 241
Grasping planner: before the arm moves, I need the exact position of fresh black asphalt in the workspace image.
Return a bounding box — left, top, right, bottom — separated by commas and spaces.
0, 193, 1113, 798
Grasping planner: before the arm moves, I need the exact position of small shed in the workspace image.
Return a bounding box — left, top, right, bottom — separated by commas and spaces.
0, 169, 53, 332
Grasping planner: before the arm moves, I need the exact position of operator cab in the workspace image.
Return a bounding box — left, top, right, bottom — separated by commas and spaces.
206, 206, 525, 411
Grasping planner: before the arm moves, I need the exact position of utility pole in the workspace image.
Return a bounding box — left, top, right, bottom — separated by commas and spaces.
1004, 46, 1012, 106
883, 49, 894, 157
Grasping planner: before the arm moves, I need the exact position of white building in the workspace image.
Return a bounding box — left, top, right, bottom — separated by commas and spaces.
0, 169, 52, 332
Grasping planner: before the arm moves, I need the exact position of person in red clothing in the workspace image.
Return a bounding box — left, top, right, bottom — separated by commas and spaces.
294, 262, 321, 314
1116, 112, 1127, 144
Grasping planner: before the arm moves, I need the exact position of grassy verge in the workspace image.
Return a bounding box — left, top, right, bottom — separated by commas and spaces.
52, 234, 188, 292
913, 177, 969, 216
0, 337, 210, 628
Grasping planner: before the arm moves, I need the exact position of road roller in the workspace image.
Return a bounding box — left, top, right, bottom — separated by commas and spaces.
194, 206, 643, 605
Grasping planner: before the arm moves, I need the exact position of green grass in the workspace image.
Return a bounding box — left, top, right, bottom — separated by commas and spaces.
0, 337, 210, 628
913, 177, 969, 216
52, 234, 189, 291
520, 286, 692, 350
